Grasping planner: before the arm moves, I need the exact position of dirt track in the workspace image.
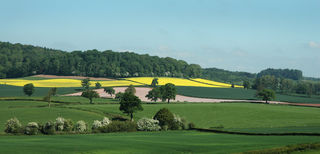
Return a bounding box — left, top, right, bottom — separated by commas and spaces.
32, 74, 114, 80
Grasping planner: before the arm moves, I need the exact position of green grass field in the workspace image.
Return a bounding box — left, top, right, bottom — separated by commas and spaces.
63, 103, 320, 133
177, 86, 320, 103
1, 84, 320, 153
1, 131, 320, 154
1, 99, 320, 133
0, 85, 80, 97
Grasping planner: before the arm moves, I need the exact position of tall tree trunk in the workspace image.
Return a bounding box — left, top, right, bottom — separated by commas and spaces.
90, 98, 92, 104
130, 113, 133, 121
167, 99, 170, 104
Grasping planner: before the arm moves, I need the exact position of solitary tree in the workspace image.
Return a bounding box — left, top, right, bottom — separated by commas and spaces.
119, 92, 143, 121
43, 88, 56, 107
81, 78, 91, 90
104, 87, 115, 97
125, 84, 136, 94
255, 89, 275, 104
151, 78, 159, 87
81, 90, 99, 104
160, 83, 177, 103
145, 87, 162, 102
23, 83, 34, 96
95, 82, 102, 89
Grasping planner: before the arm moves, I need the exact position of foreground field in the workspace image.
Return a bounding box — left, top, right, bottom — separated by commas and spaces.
1, 131, 320, 154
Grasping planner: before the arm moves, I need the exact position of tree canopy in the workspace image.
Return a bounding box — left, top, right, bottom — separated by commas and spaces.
81, 90, 100, 104
160, 83, 177, 103
255, 89, 275, 104
23, 83, 34, 96
119, 92, 143, 121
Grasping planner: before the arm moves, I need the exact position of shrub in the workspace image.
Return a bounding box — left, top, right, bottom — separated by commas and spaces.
92, 120, 102, 132
25, 122, 39, 135
137, 118, 161, 131
55, 117, 65, 131
42, 121, 56, 135
153, 108, 175, 129
75, 120, 87, 133
100, 121, 137, 133
188, 122, 196, 129
112, 115, 128, 121
101, 117, 111, 126
63, 119, 74, 132
172, 114, 187, 130
5, 117, 22, 134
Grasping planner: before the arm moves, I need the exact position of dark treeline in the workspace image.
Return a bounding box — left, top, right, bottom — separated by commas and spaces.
201, 68, 256, 84
257, 68, 303, 80
0, 42, 202, 78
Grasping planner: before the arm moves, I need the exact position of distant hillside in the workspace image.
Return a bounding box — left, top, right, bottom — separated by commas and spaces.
0, 42, 201, 78
201, 68, 256, 84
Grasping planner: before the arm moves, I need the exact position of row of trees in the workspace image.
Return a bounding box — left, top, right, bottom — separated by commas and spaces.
0, 42, 201, 78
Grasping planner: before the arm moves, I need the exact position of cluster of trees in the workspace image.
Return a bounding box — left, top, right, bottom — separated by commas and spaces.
257, 68, 303, 80
250, 75, 320, 97
145, 78, 177, 103
0, 42, 201, 78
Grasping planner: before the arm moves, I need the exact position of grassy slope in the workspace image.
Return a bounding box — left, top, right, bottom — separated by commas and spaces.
1, 131, 320, 154
177, 86, 320, 103
1, 100, 320, 133
63, 103, 320, 133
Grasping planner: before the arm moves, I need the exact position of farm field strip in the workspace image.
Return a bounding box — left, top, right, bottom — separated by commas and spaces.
125, 77, 226, 88
191, 78, 244, 88
0, 77, 236, 88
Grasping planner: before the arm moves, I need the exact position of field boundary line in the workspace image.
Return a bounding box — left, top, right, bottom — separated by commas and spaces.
194, 128, 320, 136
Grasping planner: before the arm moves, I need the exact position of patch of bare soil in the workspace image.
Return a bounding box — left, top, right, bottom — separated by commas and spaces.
32, 74, 114, 80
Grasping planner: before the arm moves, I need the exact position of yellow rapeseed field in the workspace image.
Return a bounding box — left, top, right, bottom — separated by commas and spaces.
191, 78, 243, 88
0, 79, 142, 87
125, 77, 224, 88
0, 77, 241, 88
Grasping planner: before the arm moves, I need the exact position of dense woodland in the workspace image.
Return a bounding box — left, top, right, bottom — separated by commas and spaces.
0, 42, 201, 78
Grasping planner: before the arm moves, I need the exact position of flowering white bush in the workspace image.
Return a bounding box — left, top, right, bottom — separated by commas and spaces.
173, 114, 182, 124
5, 117, 22, 134
75, 120, 87, 132
173, 114, 186, 130
101, 117, 111, 126
25, 122, 39, 135
92, 120, 102, 130
55, 117, 65, 131
137, 118, 161, 131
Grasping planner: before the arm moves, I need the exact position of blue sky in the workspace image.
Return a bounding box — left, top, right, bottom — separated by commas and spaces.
0, 0, 319, 77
